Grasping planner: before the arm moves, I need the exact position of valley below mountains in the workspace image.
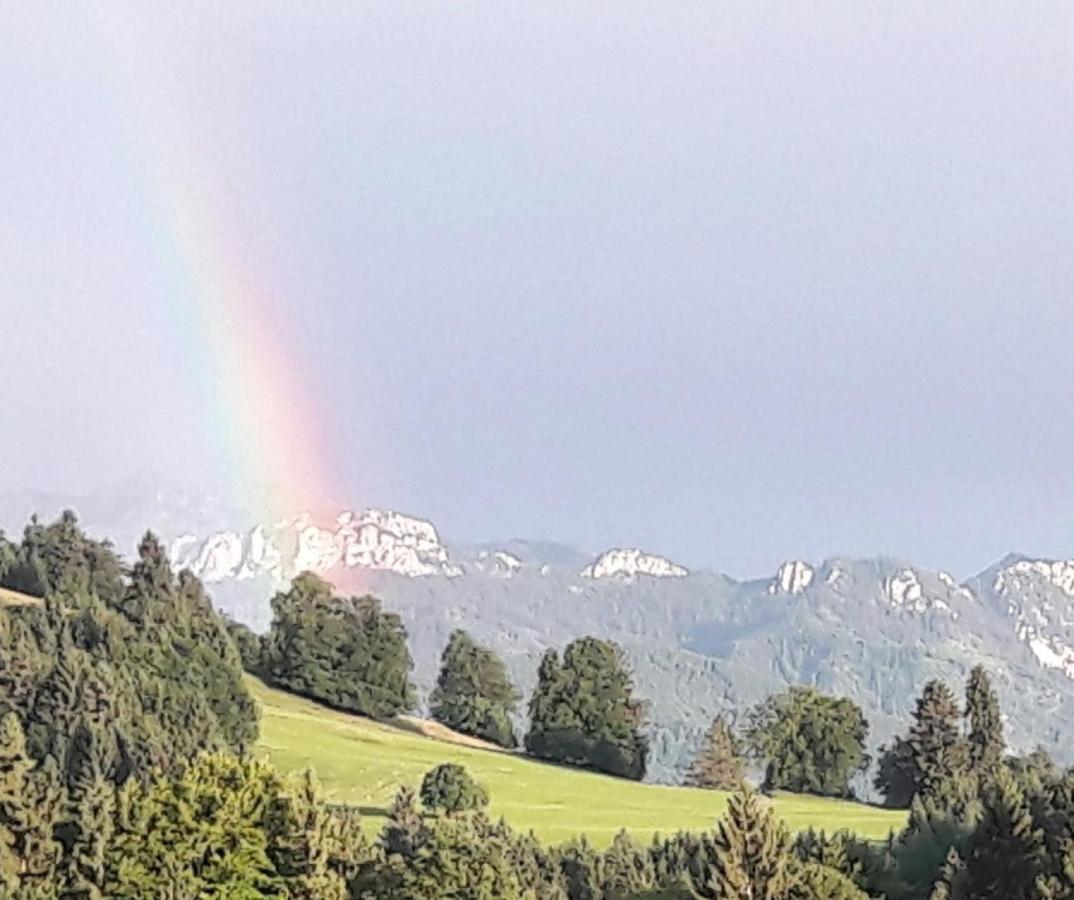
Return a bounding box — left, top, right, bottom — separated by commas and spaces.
6, 482, 1074, 785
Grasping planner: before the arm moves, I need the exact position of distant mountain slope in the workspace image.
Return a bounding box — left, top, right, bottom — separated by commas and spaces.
7, 483, 1074, 784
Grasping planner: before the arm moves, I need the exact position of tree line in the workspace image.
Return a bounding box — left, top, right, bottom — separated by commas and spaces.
3, 512, 1074, 898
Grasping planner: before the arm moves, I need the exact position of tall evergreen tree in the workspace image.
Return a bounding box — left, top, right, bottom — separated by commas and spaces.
685, 716, 745, 791
877, 679, 970, 808
524, 638, 648, 780
745, 687, 868, 798
965, 665, 1004, 775
941, 771, 1046, 899
688, 786, 793, 899
55, 723, 114, 900
430, 630, 519, 748
0, 712, 32, 891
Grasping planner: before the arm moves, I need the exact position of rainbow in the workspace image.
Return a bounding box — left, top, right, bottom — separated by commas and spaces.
92, 9, 338, 519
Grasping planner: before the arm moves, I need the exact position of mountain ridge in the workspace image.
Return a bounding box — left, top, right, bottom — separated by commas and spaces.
6, 484, 1074, 784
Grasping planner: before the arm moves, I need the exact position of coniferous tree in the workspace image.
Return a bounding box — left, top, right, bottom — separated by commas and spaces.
600, 830, 657, 897
685, 716, 744, 791
0, 712, 32, 891
524, 638, 648, 780
745, 687, 868, 798
105, 753, 285, 898
943, 770, 1046, 900
262, 573, 416, 718
965, 665, 1004, 776
688, 786, 793, 899
419, 764, 489, 816
430, 630, 519, 748
877, 679, 970, 808
55, 723, 114, 900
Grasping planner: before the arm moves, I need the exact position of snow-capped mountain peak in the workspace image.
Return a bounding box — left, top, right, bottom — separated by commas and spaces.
768, 560, 814, 595
580, 548, 688, 580
169, 507, 462, 584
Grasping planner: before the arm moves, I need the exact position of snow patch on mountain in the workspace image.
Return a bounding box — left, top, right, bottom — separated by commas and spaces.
884, 569, 949, 613
170, 508, 462, 583
581, 549, 688, 580
473, 550, 522, 578
995, 559, 1074, 598
768, 560, 814, 595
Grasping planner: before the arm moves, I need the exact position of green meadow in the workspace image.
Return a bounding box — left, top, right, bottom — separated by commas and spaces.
251, 677, 905, 847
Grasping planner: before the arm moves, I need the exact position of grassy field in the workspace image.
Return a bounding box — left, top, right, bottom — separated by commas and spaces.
251, 677, 905, 847
0, 587, 42, 608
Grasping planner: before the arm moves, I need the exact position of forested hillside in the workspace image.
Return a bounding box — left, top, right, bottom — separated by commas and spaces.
3, 513, 1074, 898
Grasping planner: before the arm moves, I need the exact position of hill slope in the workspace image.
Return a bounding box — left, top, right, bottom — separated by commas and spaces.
250, 677, 904, 846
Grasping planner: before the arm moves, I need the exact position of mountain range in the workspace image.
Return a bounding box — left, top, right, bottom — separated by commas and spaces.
5, 481, 1074, 785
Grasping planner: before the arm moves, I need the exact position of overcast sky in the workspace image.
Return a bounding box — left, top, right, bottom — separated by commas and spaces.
3, 3, 1073, 577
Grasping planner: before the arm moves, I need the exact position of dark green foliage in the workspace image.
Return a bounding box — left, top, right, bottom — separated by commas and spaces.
430, 630, 519, 748
686, 787, 792, 899
965, 665, 1004, 776
226, 617, 265, 674
601, 829, 658, 897
261, 572, 416, 718
874, 736, 918, 809
525, 638, 648, 780
876, 679, 970, 809
933, 770, 1046, 899
792, 828, 874, 894
105, 753, 368, 898
0, 712, 33, 891
0, 512, 123, 604
0, 517, 257, 798
55, 723, 114, 899
745, 687, 868, 798
684, 717, 743, 791
419, 763, 489, 815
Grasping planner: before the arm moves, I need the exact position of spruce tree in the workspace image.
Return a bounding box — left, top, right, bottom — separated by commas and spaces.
947, 770, 1046, 899
965, 665, 1004, 775
878, 679, 970, 808
55, 723, 114, 900
430, 630, 519, 748
0, 713, 31, 891
685, 716, 744, 791
524, 638, 648, 780
419, 764, 488, 816
688, 786, 792, 899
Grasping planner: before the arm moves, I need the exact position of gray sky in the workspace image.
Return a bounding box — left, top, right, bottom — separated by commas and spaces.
3, 3, 1073, 578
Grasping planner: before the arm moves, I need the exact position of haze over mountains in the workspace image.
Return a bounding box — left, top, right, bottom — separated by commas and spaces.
5, 480, 1074, 784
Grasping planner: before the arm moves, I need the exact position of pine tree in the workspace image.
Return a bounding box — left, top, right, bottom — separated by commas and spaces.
948, 770, 1046, 899
600, 830, 656, 896
688, 786, 793, 899
265, 769, 350, 900
685, 716, 744, 791
419, 764, 488, 816
524, 638, 648, 780
928, 848, 965, 900
430, 630, 519, 748
55, 722, 114, 900
878, 679, 970, 808
965, 665, 1004, 775
0, 713, 32, 891
105, 753, 282, 897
